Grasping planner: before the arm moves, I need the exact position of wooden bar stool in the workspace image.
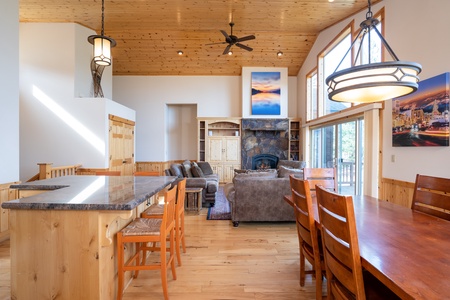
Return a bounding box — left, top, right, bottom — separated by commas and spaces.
116, 187, 177, 300
141, 179, 187, 266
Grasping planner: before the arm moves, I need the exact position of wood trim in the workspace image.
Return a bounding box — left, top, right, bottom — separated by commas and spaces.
108, 114, 135, 126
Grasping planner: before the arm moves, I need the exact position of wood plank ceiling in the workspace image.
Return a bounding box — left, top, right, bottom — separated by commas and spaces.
19, 0, 380, 76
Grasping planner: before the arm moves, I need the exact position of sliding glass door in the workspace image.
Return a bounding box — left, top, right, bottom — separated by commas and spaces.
311, 117, 364, 195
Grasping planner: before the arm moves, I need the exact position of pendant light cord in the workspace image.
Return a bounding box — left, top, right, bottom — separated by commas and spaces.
101, 0, 105, 36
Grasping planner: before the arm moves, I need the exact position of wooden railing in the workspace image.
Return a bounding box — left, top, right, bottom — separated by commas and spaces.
338, 161, 355, 186
27, 163, 82, 182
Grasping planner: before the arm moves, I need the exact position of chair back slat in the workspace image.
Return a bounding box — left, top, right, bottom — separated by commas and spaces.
289, 175, 325, 298
290, 176, 317, 251
316, 184, 366, 300
412, 174, 450, 220
303, 168, 337, 193
162, 187, 177, 235
176, 179, 186, 214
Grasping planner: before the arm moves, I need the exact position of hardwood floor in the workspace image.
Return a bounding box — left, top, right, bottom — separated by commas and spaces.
0, 209, 323, 300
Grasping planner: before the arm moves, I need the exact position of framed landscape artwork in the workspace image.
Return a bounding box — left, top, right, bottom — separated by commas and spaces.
251, 71, 281, 115
392, 72, 449, 147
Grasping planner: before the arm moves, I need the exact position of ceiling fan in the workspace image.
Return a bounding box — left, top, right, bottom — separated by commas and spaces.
206, 22, 255, 55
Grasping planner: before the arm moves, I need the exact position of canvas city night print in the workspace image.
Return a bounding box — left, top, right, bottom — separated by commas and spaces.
392, 72, 449, 147
251, 72, 281, 115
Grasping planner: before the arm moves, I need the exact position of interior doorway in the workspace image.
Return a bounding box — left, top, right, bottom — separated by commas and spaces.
166, 104, 197, 161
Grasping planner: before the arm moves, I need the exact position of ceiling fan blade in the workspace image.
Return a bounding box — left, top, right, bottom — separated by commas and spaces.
205, 41, 228, 46
222, 44, 232, 55
236, 43, 253, 52
236, 35, 255, 43
220, 30, 232, 43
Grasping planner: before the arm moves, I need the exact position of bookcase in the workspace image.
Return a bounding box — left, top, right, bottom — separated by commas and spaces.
197, 118, 241, 183
288, 119, 301, 161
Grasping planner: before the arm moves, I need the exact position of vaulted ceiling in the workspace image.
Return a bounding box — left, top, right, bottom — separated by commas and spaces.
19, 0, 380, 76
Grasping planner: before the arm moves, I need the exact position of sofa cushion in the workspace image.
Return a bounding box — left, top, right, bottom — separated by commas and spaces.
277, 160, 306, 170
169, 164, 184, 178
181, 160, 193, 178
278, 165, 303, 178
191, 165, 205, 178
234, 169, 277, 179
197, 161, 214, 176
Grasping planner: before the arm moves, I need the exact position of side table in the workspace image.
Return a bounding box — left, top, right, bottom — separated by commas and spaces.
185, 187, 203, 212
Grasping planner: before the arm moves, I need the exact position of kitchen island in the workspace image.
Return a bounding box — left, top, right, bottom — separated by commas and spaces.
2, 175, 177, 300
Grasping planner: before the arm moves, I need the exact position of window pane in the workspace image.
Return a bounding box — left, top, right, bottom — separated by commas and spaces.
307, 73, 318, 121
323, 34, 351, 115
360, 20, 382, 64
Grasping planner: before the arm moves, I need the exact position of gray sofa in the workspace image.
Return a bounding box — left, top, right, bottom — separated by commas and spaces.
164, 160, 219, 207
226, 163, 304, 227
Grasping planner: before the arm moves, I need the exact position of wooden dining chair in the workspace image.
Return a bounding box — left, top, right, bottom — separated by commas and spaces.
141, 178, 187, 266
116, 186, 177, 300
411, 174, 450, 220
303, 167, 337, 194
95, 170, 121, 176
134, 171, 160, 176
315, 185, 400, 300
289, 175, 325, 300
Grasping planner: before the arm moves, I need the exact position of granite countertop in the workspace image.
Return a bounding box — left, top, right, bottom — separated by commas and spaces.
2, 175, 177, 211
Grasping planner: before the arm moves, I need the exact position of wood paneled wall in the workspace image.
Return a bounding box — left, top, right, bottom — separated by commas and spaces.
379, 177, 415, 208
0, 182, 20, 242
135, 160, 187, 176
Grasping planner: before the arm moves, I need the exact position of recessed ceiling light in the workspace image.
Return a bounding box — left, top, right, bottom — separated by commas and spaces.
328, 0, 335, 2
177, 50, 183, 55
228, 51, 233, 55
277, 51, 283, 57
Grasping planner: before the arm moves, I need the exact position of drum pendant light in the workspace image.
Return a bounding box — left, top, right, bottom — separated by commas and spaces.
326, 0, 422, 103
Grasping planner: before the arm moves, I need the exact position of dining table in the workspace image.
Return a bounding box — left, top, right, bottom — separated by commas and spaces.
284, 194, 450, 300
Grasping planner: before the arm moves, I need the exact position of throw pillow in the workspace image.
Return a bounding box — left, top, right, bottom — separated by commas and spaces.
234, 170, 277, 179
191, 165, 205, 178
181, 160, 193, 178
169, 164, 184, 178
278, 165, 303, 178
197, 161, 214, 175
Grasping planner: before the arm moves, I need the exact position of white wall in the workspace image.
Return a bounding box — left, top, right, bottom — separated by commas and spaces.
113, 75, 298, 162
166, 104, 198, 160
297, 0, 450, 182
0, 0, 19, 184
19, 23, 129, 181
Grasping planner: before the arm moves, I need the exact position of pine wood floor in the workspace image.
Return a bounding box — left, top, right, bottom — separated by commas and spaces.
0, 209, 323, 300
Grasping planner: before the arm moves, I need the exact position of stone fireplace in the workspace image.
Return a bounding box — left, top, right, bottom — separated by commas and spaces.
241, 118, 289, 169
251, 154, 279, 170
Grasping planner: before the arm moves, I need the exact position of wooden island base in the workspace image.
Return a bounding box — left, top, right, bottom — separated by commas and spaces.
10, 209, 136, 299
3, 175, 176, 300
